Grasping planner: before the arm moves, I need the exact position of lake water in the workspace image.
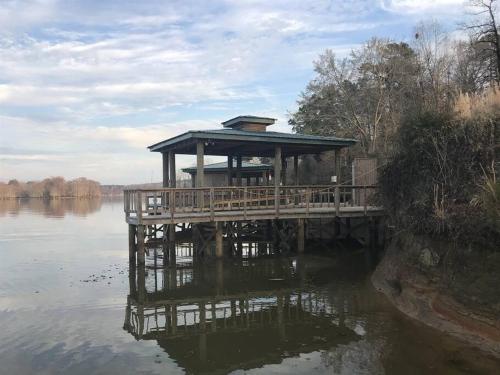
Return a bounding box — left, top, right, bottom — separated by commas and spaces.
0, 198, 499, 374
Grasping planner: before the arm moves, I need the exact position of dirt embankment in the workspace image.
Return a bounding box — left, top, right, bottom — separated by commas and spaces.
372, 232, 500, 357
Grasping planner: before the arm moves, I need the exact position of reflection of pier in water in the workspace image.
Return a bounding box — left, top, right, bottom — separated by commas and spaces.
123, 251, 360, 373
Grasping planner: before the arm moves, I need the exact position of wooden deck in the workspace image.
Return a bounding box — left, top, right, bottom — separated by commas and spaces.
124, 185, 383, 225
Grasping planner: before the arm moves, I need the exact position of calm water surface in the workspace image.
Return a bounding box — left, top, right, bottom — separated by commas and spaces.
0, 198, 499, 374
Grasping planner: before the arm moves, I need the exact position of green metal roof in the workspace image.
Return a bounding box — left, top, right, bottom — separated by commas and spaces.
182, 161, 273, 174
148, 128, 356, 153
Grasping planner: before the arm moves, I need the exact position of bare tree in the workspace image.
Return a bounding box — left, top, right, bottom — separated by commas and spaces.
413, 21, 455, 111
466, 0, 500, 84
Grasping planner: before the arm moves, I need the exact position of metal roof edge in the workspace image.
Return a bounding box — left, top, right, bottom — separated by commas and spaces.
148, 129, 357, 152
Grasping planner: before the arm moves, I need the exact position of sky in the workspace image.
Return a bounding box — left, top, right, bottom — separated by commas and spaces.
0, 0, 468, 184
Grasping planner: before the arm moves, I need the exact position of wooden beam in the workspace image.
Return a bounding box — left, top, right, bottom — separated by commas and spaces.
196, 141, 204, 187
162, 153, 169, 188
168, 151, 176, 188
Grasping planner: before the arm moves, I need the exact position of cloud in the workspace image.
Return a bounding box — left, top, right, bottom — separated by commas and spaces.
380, 0, 465, 14
0, 0, 466, 183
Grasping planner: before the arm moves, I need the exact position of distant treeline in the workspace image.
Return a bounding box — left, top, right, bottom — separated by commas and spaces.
0, 177, 101, 198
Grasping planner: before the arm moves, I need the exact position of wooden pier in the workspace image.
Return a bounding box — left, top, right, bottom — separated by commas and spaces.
124, 115, 385, 263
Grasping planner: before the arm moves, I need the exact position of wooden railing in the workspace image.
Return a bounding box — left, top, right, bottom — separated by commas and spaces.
124, 185, 378, 222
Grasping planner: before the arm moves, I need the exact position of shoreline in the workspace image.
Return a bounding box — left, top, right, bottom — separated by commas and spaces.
372, 232, 500, 358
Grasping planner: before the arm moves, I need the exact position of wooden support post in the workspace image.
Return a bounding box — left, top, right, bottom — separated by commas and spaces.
237, 222, 242, 256
215, 221, 223, 258
335, 185, 340, 216
196, 141, 204, 187
281, 156, 287, 185
169, 224, 176, 264
171, 304, 178, 335
293, 155, 299, 185
136, 191, 143, 223
128, 224, 136, 263
137, 225, 145, 264
274, 145, 282, 216
297, 218, 304, 253
228, 155, 233, 186
196, 141, 204, 209
162, 153, 169, 188
334, 149, 341, 185
169, 151, 176, 188
236, 155, 242, 186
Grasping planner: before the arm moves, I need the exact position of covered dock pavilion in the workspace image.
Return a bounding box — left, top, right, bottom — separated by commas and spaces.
124, 115, 383, 263
149, 115, 354, 189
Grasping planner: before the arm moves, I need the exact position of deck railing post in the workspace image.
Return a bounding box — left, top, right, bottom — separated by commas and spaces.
170, 189, 175, 222
210, 188, 214, 221
335, 185, 340, 216
136, 191, 143, 224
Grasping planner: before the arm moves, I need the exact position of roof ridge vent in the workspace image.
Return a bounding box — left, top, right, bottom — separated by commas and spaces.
221, 115, 276, 132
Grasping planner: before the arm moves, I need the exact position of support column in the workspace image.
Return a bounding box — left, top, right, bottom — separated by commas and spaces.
334, 149, 341, 185
199, 302, 207, 363
236, 155, 242, 186
297, 218, 304, 253
227, 155, 233, 186
137, 225, 145, 264
215, 221, 223, 258
128, 224, 137, 263
274, 146, 282, 214
169, 224, 176, 264
168, 151, 176, 188
162, 153, 169, 188
293, 155, 299, 185
281, 156, 287, 185
196, 141, 204, 187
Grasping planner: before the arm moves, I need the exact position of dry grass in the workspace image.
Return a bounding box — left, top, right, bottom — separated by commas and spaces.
454, 86, 500, 121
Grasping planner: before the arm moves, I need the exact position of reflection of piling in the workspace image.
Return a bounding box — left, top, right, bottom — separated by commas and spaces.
297, 218, 304, 253
137, 225, 145, 264
199, 302, 207, 363
215, 222, 223, 258
128, 224, 136, 263
215, 259, 224, 294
